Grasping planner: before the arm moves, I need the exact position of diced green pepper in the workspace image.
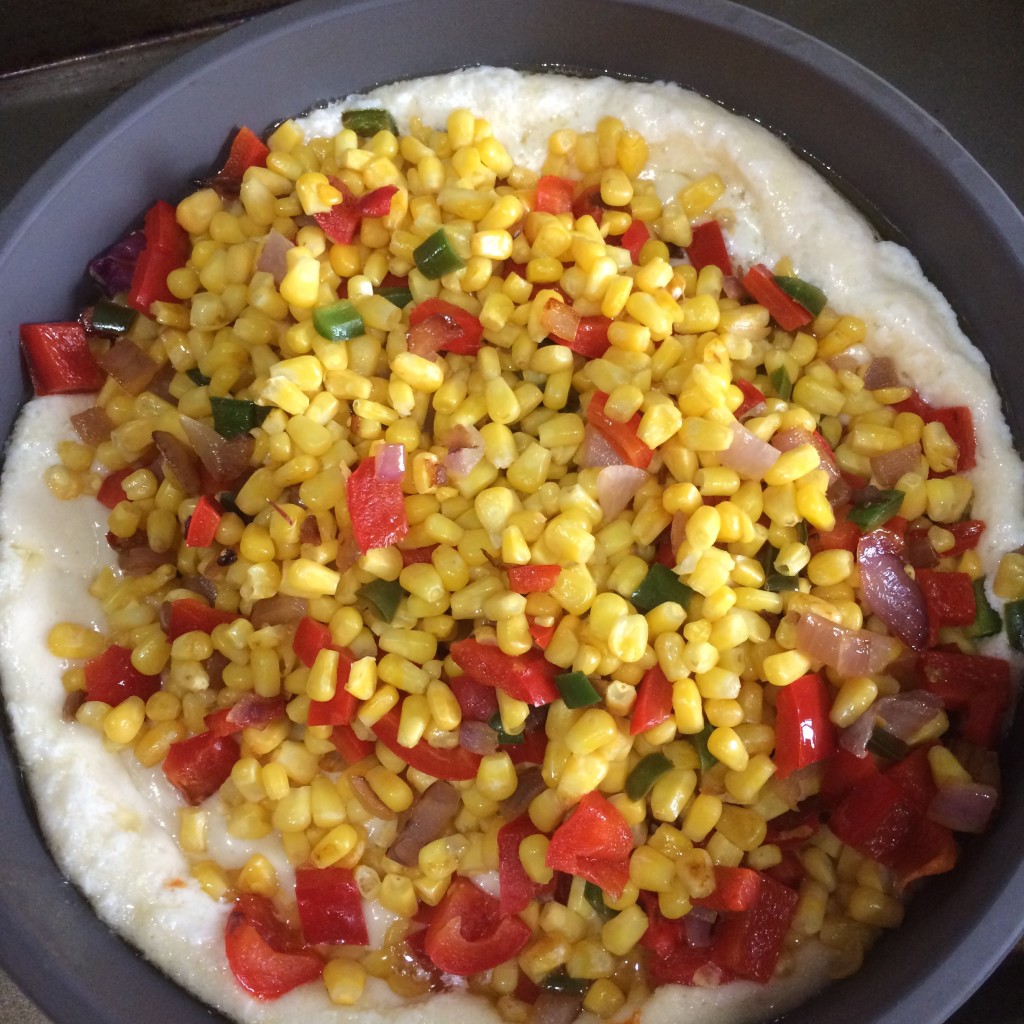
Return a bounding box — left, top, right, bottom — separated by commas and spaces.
625, 751, 673, 800
358, 578, 405, 623
210, 396, 269, 439
866, 725, 908, 761
583, 881, 615, 920
313, 299, 365, 341
341, 108, 398, 137
693, 723, 718, 772
413, 228, 465, 280
773, 275, 827, 317
89, 298, 137, 337
489, 712, 524, 745
847, 489, 904, 532
377, 286, 414, 308
540, 969, 588, 995
764, 572, 800, 593
1004, 599, 1024, 651
769, 365, 793, 402
631, 563, 694, 614
554, 670, 601, 709
966, 577, 1002, 639
186, 367, 212, 387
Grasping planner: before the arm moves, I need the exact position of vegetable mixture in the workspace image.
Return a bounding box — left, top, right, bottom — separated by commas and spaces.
19, 99, 1024, 1021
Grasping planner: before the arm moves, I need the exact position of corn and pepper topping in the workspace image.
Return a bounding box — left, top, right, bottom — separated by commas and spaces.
26, 100, 1021, 1017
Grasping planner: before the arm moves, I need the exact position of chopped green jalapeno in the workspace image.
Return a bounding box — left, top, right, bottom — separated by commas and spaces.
540, 969, 588, 995
769, 365, 793, 402
1004, 599, 1024, 651
341, 108, 398, 137
847, 489, 904, 532
866, 725, 909, 761
631, 562, 694, 614
625, 751, 673, 800
764, 572, 800, 593
583, 881, 615, 920
966, 577, 1002, 639
210, 396, 269, 439
413, 228, 465, 280
554, 670, 601, 708
186, 367, 212, 387
694, 723, 718, 772
376, 286, 414, 309
489, 712, 524, 745
88, 298, 137, 337
773, 274, 827, 317
358, 578, 404, 623
313, 299, 365, 341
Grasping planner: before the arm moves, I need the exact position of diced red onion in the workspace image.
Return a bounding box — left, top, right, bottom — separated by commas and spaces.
499, 766, 547, 823
300, 516, 322, 546
118, 545, 175, 576
97, 336, 159, 396
596, 465, 648, 520
182, 573, 218, 604
443, 423, 484, 477
795, 611, 901, 676
840, 690, 946, 757
577, 423, 623, 468
863, 356, 899, 391
350, 774, 397, 820
905, 529, 940, 569
458, 720, 499, 756
871, 443, 922, 488
685, 905, 717, 948
721, 275, 746, 301
387, 780, 461, 867
152, 430, 201, 496
88, 229, 146, 297
826, 475, 853, 509
180, 415, 254, 484
857, 529, 928, 650
374, 443, 406, 482
255, 230, 295, 285
539, 297, 581, 343
827, 344, 872, 372
772, 426, 840, 485
249, 594, 308, 628
927, 782, 998, 834
225, 694, 286, 731
721, 421, 781, 478
70, 406, 114, 446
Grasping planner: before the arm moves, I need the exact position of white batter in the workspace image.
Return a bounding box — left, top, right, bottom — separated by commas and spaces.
1, 67, 1021, 1024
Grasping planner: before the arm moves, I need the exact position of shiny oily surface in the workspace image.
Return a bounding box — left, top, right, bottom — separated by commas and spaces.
0, 2, 1019, 1024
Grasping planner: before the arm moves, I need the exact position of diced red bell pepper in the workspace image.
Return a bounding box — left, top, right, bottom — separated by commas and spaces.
292, 616, 333, 668
127, 201, 189, 314
764, 808, 820, 849
685, 219, 733, 276
711, 873, 798, 982
165, 598, 238, 640
400, 545, 437, 566
96, 467, 134, 509
295, 866, 369, 945
204, 695, 286, 738
534, 175, 576, 214
498, 814, 551, 916
527, 617, 556, 650
571, 183, 604, 224
355, 184, 398, 218
773, 673, 836, 780
908, 519, 985, 560
450, 638, 560, 707
163, 731, 240, 805
225, 893, 324, 1001
734, 378, 766, 417
915, 649, 1012, 748
586, 390, 654, 469
545, 790, 634, 899
345, 455, 409, 553
306, 649, 357, 727
742, 263, 813, 332
423, 877, 532, 976
505, 727, 548, 765
819, 745, 880, 810
184, 494, 223, 548
217, 126, 270, 184
894, 393, 976, 472
84, 644, 161, 705
507, 564, 561, 594
765, 848, 807, 889
448, 670, 500, 722
19, 322, 105, 396
315, 199, 361, 246
620, 219, 651, 264
885, 745, 938, 815
640, 896, 728, 986
568, 314, 613, 359
629, 663, 673, 736
407, 297, 484, 356
331, 723, 375, 764
917, 569, 976, 645
693, 866, 762, 913
371, 707, 482, 781
810, 505, 861, 554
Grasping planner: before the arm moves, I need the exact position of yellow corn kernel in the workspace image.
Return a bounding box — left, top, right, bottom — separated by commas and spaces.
323, 958, 366, 1006
601, 904, 649, 957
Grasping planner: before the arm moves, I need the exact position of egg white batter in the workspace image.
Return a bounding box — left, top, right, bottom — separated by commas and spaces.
1, 67, 1021, 1024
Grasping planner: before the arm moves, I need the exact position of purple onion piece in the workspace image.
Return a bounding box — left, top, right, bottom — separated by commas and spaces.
88, 229, 146, 297
857, 529, 928, 650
